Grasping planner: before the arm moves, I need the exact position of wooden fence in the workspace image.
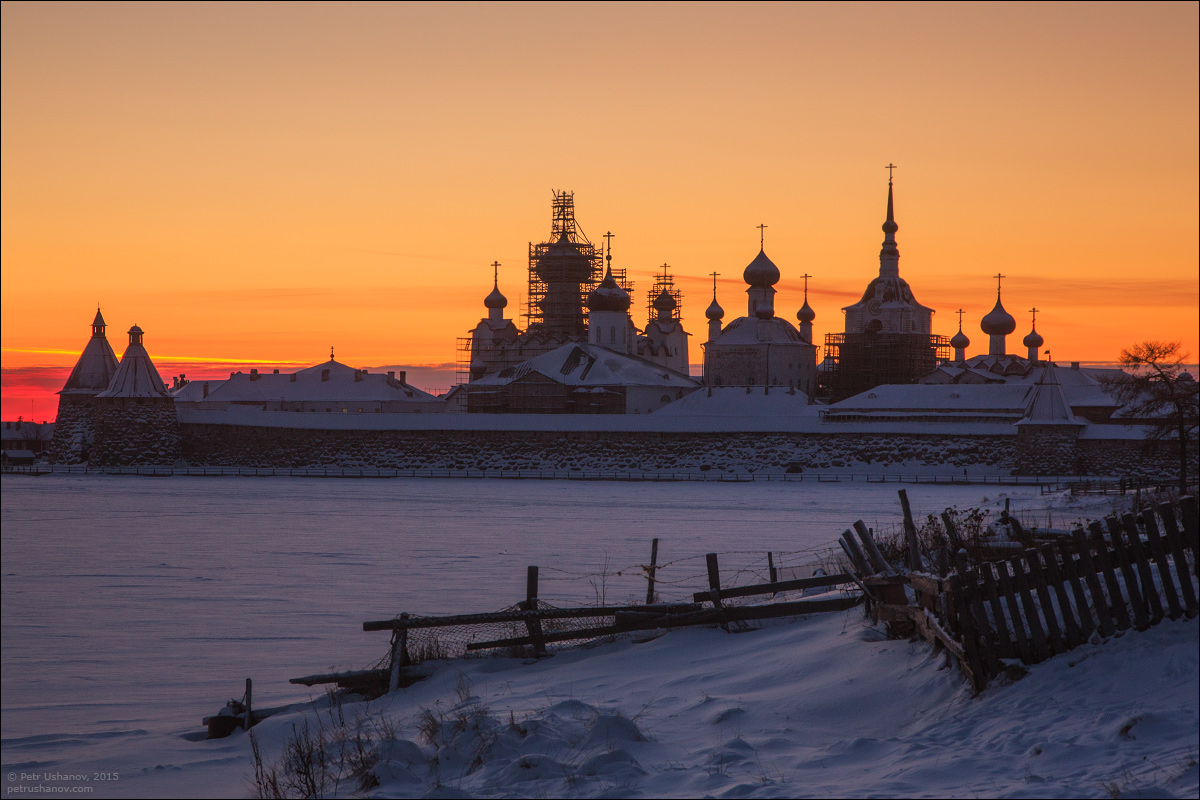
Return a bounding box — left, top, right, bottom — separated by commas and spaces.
855, 494, 1198, 693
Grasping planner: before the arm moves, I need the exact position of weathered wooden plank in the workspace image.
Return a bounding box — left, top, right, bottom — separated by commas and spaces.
1072, 528, 1116, 637
994, 559, 1033, 663
1142, 510, 1183, 619
1120, 512, 1164, 623
1180, 495, 1199, 565
464, 595, 865, 651
1011, 555, 1050, 662
523, 565, 546, 656
363, 603, 700, 632
1088, 522, 1132, 631
1057, 538, 1097, 639
908, 573, 943, 598
1038, 543, 1083, 649
1157, 503, 1198, 617
854, 520, 892, 575
1103, 516, 1150, 631
949, 574, 988, 693
980, 562, 1016, 660
959, 558, 1001, 677
899, 489, 922, 571
690, 572, 853, 603
1024, 548, 1065, 655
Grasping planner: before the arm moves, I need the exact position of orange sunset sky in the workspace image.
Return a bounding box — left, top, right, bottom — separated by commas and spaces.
2, 2, 1198, 421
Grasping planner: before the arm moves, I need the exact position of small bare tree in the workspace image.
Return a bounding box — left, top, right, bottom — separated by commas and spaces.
1102, 341, 1198, 492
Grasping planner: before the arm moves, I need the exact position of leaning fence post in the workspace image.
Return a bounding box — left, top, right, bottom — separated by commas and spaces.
645, 538, 659, 605
898, 489, 922, 571
244, 678, 253, 730
853, 520, 891, 575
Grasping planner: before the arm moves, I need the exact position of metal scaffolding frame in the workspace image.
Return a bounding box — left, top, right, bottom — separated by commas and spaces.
821, 332, 951, 401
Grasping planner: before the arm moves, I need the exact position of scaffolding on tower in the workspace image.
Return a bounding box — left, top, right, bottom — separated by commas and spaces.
646, 268, 683, 322
524, 191, 629, 334
821, 331, 951, 401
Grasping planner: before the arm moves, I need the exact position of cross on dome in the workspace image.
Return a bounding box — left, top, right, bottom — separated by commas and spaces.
757, 223, 767, 249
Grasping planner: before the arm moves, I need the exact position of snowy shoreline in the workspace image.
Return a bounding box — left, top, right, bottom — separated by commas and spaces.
2, 476, 1195, 798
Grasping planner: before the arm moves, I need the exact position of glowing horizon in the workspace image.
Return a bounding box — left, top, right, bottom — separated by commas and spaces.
3, 2, 1197, 421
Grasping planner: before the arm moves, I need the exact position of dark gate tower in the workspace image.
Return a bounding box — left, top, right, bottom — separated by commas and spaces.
526, 191, 605, 337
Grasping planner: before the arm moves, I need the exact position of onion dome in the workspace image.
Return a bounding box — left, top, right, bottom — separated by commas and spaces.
586, 266, 631, 312
484, 282, 507, 310
797, 298, 815, 324
743, 249, 780, 287
1022, 328, 1044, 348
950, 328, 970, 350
981, 295, 1016, 335
705, 296, 724, 320
653, 288, 677, 314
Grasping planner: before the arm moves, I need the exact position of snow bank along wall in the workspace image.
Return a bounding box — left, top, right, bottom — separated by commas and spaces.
178, 422, 1185, 478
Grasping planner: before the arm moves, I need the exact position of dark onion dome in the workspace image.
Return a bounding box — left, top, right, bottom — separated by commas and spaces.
981, 295, 1016, 335
653, 288, 677, 314
950, 328, 970, 350
743, 248, 780, 287
796, 298, 815, 323
484, 283, 507, 310
705, 296, 724, 320
586, 267, 631, 312
1023, 328, 1044, 348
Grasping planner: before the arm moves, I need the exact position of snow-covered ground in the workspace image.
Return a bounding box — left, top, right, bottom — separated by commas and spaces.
2, 475, 1194, 798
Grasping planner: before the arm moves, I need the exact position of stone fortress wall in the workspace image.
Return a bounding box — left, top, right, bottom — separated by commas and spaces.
177, 423, 1184, 480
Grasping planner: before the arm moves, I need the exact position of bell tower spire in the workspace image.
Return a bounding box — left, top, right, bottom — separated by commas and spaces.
879, 165, 900, 278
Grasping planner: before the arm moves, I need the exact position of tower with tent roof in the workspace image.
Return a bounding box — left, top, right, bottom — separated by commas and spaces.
48, 309, 120, 464
89, 324, 182, 466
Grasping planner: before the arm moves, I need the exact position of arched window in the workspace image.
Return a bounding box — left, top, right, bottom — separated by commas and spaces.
610, 326, 616, 344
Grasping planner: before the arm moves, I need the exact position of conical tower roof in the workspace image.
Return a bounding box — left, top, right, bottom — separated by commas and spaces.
96, 325, 171, 398
60, 309, 120, 394
1017, 362, 1083, 426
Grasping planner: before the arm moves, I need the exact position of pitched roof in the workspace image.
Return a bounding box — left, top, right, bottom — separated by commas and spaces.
472, 344, 698, 389
96, 328, 170, 398
60, 334, 120, 394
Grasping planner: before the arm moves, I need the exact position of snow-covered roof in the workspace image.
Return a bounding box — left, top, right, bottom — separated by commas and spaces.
472, 344, 698, 389
832, 384, 1033, 413
708, 316, 808, 346
652, 386, 820, 417
197, 360, 440, 404
96, 327, 170, 398
1017, 363, 1086, 426
60, 331, 119, 394
170, 379, 226, 402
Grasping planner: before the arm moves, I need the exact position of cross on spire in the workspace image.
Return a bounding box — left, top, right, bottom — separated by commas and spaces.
994, 273, 1006, 293
800, 273, 812, 297
710, 271, 720, 297
602, 231, 614, 267
1028, 307, 1039, 328
330, 345, 335, 362
491, 261, 501, 284
956, 308, 965, 329
660, 263, 671, 280
886, 162, 897, 182
757, 223, 767, 249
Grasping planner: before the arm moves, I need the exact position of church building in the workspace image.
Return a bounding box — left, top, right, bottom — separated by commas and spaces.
822, 178, 950, 401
